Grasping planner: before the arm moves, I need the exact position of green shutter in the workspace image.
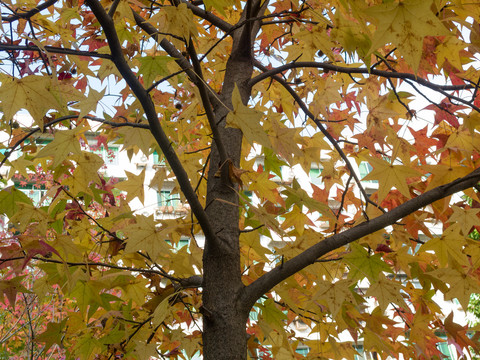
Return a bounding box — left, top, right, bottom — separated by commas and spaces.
157, 190, 180, 207
295, 346, 309, 356
359, 162, 378, 183
309, 167, 322, 186
437, 342, 454, 359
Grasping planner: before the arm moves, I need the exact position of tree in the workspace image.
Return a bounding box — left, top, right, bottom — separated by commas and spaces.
1, 0, 480, 358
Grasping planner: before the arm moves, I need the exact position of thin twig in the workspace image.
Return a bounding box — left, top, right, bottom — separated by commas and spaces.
1, 0, 58, 21
0, 43, 112, 59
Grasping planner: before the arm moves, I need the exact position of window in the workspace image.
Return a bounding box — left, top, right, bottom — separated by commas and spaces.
437, 341, 455, 359
16, 184, 49, 206
166, 237, 189, 251
249, 306, 259, 321
296, 346, 309, 356
34, 138, 52, 145
91, 145, 119, 165
153, 150, 165, 166
353, 344, 366, 360
359, 162, 377, 184
156, 190, 186, 215
158, 190, 180, 207
309, 167, 322, 186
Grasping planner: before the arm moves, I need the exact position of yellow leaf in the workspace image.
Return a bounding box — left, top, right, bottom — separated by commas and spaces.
315, 279, 355, 318
149, 166, 167, 191
429, 268, 480, 310
244, 171, 281, 204
366, 0, 450, 72
112, 0, 135, 22
344, 243, 392, 282
287, 25, 335, 61
131, 341, 158, 360
123, 215, 171, 259
281, 205, 314, 235
10, 203, 49, 234
162, 3, 198, 42
366, 273, 408, 313
76, 88, 105, 121
63, 152, 104, 196
267, 120, 302, 164
362, 157, 421, 201
117, 126, 155, 156
420, 225, 469, 267
226, 84, 271, 148
138, 56, 173, 86
116, 169, 146, 204
0, 76, 60, 124
9, 156, 34, 179
448, 205, 480, 235
203, 0, 235, 16
424, 163, 473, 191
35, 127, 87, 168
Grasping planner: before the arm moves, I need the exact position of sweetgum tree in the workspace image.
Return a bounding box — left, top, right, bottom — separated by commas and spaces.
1, 0, 480, 358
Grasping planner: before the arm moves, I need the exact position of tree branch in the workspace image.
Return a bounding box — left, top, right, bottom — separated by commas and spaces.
0, 43, 112, 60
0, 115, 149, 173
249, 61, 476, 92
131, 12, 197, 83
252, 60, 382, 215
1, 0, 58, 21
85, 0, 218, 246
132, 10, 221, 113
179, 0, 232, 32
186, 41, 228, 164
0, 255, 203, 287
241, 166, 480, 310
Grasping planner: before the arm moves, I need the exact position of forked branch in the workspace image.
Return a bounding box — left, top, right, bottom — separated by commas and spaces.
85, 0, 218, 245
252, 60, 381, 214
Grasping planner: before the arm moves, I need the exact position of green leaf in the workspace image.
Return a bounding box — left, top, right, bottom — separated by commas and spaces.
226, 84, 272, 148
258, 298, 287, 329
138, 56, 173, 86
203, 0, 235, 16
35, 126, 86, 168
0, 186, 32, 217
36, 319, 67, 351
344, 243, 392, 282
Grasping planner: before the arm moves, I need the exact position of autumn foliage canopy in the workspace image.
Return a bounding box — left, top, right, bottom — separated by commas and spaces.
1, 0, 480, 359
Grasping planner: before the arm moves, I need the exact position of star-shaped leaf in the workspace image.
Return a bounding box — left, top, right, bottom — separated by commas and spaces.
366, 273, 408, 313
0, 186, 33, 217
203, 0, 234, 16
123, 215, 171, 260
76, 88, 105, 120
449, 205, 480, 235
117, 127, 155, 156
36, 319, 67, 351
0, 276, 30, 309
63, 151, 104, 196
226, 84, 271, 148
344, 243, 392, 282
138, 56, 173, 86
116, 169, 145, 204
0, 75, 59, 125
362, 157, 421, 201
366, 0, 449, 71
35, 127, 86, 168
420, 225, 468, 267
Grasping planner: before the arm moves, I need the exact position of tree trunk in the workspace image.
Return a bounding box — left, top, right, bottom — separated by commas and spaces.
202, 55, 254, 359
